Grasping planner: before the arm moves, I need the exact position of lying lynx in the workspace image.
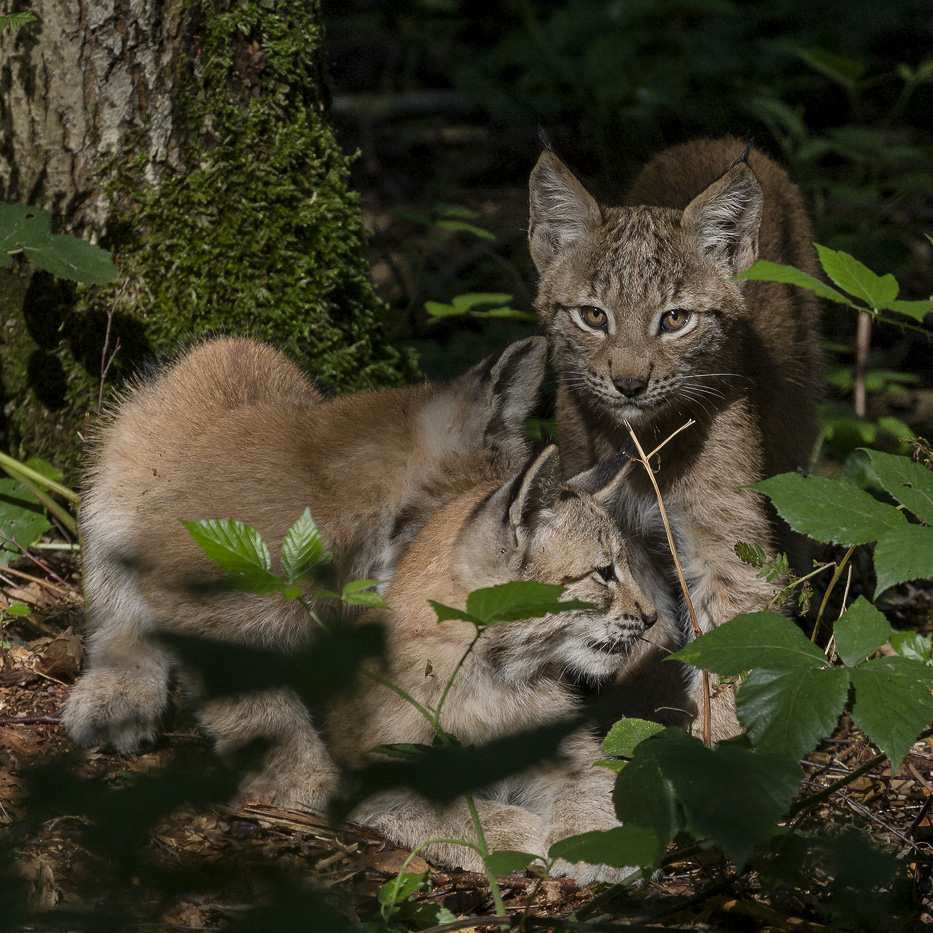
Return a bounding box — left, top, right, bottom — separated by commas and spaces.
329, 445, 657, 881
528, 138, 821, 739
65, 334, 546, 761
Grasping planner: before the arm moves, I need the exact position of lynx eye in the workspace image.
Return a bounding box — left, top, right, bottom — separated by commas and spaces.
595, 564, 617, 584
659, 309, 692, 334
578, 305, 609, 331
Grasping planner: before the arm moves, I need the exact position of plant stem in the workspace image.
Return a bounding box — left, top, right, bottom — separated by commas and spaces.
363, 667, 437, 727
853, 310, 872, 418
433, 631, 482, 725
0, 451, 80, 505
625, 420, 711, 746
768, 561, 835, 611
810, 545, 856, 642
466, 792, 508, 918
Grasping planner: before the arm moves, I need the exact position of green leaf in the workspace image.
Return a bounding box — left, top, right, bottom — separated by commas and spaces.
815, 244, 899, 310
547, 826, 656, 874
833, 597, 894, 667
734, 259, 853, 305
464, 580, 594, 626
886, 298, 933, 322
428, 600, 476, 624
26, 233, 119, 283
612, 753, 680, 864
891, 631, 933, 665
483, 850, 539, 876
617, 729, 801, 868
797, 47, 866, 88
5, 601, 31, 617
341, 581, 389, 609
862, 449, 933, 523
280, 508, 332, 583
0, 476, 52, 566
450, 292, 513, 311
435, 219, 496, 240
378, 871, 428, 907
849, 656, 933, 771
736, 666, 849, 759
670, 612, 827, 675
602, 718, 666, 758
180, 518, 285, 595
753, 472, 905, 546
873, 524, 933, 596
370, 743, 433, 761
0, 11, 37, 33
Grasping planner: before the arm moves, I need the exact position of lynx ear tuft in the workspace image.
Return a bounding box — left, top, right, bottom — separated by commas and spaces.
681, 159, 762, 275
507, 445, 561, 545
528, 151, 602, 273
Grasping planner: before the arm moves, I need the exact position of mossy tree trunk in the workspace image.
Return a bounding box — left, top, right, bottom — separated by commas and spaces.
0, 0, 415, 474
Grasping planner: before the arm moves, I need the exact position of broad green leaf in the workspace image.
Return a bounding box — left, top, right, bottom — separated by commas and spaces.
753, 472, 905, 546
886, 298, 933, 322
873, 524, 933, 596
617, 728, 801, 868
424, 300, 462, 319
25, 233, 118, 284
602, 718, 666, 758
464, 581, 594, 627
734, 259, 853, 305
378, 871, 428, 906
450, 292, 513, 311
815, 244, 899, 310
6, 601, 31, 617
280, 508, 332, 583
483, 850, 539, 876
0, 477, 52, 566
343, 579, 385, 595
342, 590, 389, 609
613, 753, 679, 864
435, 203, 480, 220
180, 518, 284, 594
862, 449, 933, 523
849, 656, 933, 771
737, 666, 849, 759
0, 202, 51, 252
435, 219, 495, 240
833, 597, 894, 667
547, 826, 656, 874
891, 630, 933, 665
670, 612, 826, 675
428, 600, 476, 624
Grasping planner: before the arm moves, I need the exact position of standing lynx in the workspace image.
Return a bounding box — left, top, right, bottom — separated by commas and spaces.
528, 137, 821, 739
64, 334, 546, 766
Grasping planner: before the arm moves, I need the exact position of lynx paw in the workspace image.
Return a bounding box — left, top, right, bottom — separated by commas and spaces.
63, 667, 170, 754
550, 857, 640, 887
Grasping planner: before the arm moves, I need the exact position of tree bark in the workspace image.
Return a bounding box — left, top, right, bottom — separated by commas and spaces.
0, 0, 414, 472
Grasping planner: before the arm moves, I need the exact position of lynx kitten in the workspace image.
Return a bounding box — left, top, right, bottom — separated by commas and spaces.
528, 138, 821, 739
65, 334, 546, 765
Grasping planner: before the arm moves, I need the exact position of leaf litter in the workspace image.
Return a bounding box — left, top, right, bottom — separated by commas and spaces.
1, 552, 933, 929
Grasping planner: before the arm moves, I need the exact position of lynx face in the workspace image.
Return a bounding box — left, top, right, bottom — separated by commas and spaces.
529, 150, 762, 427
453, 448, 657, 684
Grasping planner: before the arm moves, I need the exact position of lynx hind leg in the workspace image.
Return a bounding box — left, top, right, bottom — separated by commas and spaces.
64, 556, 172, 754
198, 689, 339, 812
351, 791, 547, 874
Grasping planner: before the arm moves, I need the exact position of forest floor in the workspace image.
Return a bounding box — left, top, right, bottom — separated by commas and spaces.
3, 552, 933, 931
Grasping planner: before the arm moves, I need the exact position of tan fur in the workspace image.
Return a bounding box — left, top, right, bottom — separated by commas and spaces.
64, 334, 546, 769
327, 446, 657, 882
529, 138, 821, 740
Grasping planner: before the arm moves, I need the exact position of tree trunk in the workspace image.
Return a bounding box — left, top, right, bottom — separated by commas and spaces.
0, 0, 414, 473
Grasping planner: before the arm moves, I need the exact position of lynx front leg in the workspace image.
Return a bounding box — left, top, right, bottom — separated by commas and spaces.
198, 688, 339, 812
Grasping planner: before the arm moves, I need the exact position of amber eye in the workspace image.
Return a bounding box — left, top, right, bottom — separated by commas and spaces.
579, 305, 608, 330
659, 309, 692, 333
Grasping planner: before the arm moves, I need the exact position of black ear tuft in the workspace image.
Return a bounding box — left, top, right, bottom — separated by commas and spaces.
507, 445, 561, 543
568, 447, 634, 506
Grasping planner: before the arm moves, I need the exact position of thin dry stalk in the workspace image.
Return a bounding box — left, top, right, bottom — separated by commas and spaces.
853, 310, 871, 418
624, 419, 711, 747
97, 280, 127, 417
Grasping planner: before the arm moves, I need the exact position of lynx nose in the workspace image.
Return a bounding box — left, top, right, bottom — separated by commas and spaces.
641, 610, 658, 630
613, 376, 648, 398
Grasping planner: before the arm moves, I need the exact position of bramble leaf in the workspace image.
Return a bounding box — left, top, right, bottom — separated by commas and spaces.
833, 597, 894, 667
873, 524, 933, 596
815, 244, 899, 309
670, 612, 826, 675
484, 850, 540, 875
737, 666, 849, 759
891, 630, 933, 665
548, 826, 656, 875
602, 718, 666, 758
849, 656, 933, 772
464, 580, 594, 627
753, 472, 905, 546
280, 508, 332, 583
734, 259, 853, 305
862, 449, 933, 523
180, 518, 284, 595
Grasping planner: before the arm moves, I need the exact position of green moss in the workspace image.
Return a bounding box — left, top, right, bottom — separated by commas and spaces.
1, 0, 416, 476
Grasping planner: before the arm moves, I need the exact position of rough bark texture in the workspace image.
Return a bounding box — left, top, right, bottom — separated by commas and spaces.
0, 0, 415, 473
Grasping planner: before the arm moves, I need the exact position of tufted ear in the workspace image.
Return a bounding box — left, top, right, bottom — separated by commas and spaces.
681, 154, 762, 275
528, 151, 602, 273
507, 445, 561, 545
568, 448, 633, 507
